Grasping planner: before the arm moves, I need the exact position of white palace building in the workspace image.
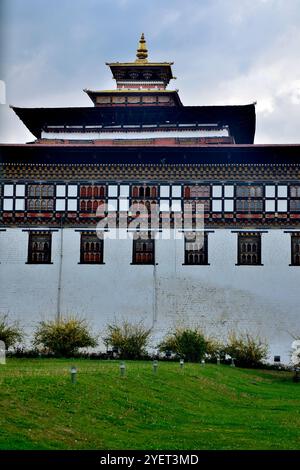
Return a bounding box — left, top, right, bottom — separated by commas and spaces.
0, 35, 299, 362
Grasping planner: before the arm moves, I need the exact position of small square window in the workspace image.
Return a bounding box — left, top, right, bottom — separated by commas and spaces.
120, 199, 129, 211
212, 185, 222, 198
265, 200, 275, 212
119, 185, 129, 197
160, 186, 170, 197
68, 185, 78, 197
108, 185, 118, 197
278, 185, 287, 198
171, 200, 181, 212
56, 185, 66, 197
277, 200, 287, 212
3, 199, 13, 210
67, 199, 77, 211
15, 199, 25, 211
16, 185, 25, 197
108, 199, 118, 211
224, 185, 234, 198
4, 185, 14, 197
56, 199, 66, 211
160, 200, 169, 212
212, 200, 222, 212
265, 185, 275, 198
172, 185, 181, 198
224, 200, 234, 212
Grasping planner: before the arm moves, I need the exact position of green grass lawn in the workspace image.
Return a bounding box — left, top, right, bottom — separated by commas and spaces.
0, 359, 299, 450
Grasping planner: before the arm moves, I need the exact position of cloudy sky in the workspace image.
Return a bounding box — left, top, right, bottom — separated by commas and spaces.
0, 0, 299, 144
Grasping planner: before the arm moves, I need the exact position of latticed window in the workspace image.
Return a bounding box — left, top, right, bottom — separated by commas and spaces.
236, 186, 263, 197
290, 200, 300, 211
238, 233, 261, 265
80, 185, 106, 198
290, 186, 300, 198
184, 200, 210, 212
132, 236, 155, 264
27, 232, 52, 264
184, 185, 210, 198
27, 184, 54, 211
131, 186, 157, 198
80, 233, 103, 264
28, 184, 54, 198
80, 200, 105, 213
236, 200, 263, 212
131, 200, 157, 214
79, 186, 106, 214
27, 199, 54, 211
291, 234, 300, 266
184, 232, 208, 265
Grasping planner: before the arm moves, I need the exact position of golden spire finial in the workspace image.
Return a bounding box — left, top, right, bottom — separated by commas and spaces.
136, 33, 148, 62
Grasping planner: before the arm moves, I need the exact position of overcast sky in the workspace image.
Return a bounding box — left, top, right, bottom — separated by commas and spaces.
0, 0, 299, 144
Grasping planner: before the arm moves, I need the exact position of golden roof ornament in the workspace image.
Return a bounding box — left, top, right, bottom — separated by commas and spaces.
136, 33, 148, 62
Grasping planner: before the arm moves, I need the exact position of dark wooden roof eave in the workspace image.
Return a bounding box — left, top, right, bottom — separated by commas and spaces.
83, 89, 183, 106
1, 143, 300, 166
10, 103, 256, 144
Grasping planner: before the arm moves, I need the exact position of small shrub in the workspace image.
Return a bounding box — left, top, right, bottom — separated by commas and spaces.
158, 327, 208, 362
33, 316, 98, 357
205, 337, 226, 362
225, 331, 268, 368
103, 321, 151, 359
0, 314, 23, 350
7, 348, 42, 358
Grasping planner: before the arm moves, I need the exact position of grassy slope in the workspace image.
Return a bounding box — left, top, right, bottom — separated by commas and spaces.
0, 359, 299, 450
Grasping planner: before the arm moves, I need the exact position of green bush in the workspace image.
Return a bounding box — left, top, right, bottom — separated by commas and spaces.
225, 331, 268, 368
0, 314, 23, 350
33, 316, 98, 357
205, 337, 226, 361
103, 321, 151, 359
158, 327, 208, 362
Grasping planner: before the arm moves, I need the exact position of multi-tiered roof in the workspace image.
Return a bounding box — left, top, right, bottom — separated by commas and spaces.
11, 34, 256, 145
85, 33, 180, 107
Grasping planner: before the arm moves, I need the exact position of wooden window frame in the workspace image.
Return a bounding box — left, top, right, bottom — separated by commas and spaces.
236, 199, 263, 212
27, 184, 54, 212
290, 199, 300, 212
27, 231, 52, 264
79, 232, 104, 264
291, 234, 300, 266
132, 235, 155, 265
183, 232, 209, 265
237, 232, 262, 266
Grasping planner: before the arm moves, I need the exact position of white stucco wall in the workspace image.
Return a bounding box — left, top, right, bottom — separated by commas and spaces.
0, 227, 299, 363
41, 128, 229, 140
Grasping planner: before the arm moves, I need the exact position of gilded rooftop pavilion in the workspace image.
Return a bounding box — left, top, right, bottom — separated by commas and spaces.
0, 35, 299, 363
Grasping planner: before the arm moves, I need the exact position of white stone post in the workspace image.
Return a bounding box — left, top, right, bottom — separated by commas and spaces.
0, 340, 6, 365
